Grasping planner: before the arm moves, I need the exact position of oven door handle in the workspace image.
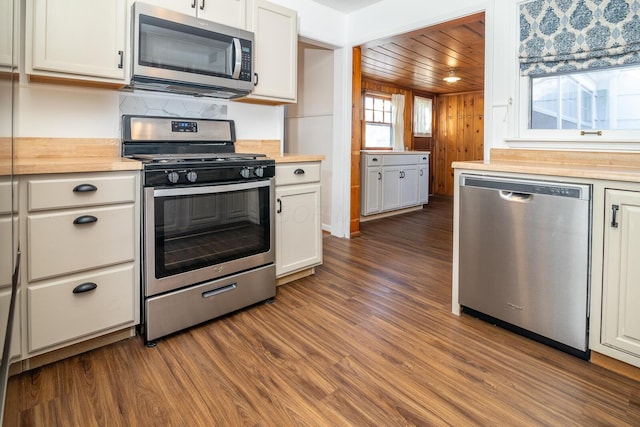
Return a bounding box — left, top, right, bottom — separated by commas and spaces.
153, 179, 271, 197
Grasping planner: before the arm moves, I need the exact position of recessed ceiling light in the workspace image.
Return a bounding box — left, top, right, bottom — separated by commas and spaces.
443, 70, 461, 83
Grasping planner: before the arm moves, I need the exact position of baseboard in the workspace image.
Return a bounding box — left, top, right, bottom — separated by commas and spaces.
591, 351, 640, 382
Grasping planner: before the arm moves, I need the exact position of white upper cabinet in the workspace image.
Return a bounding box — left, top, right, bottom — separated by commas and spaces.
145, 0, 246, 29
0, 0, 17, 70
243, 0, 297, 104
26, 0, 127, 82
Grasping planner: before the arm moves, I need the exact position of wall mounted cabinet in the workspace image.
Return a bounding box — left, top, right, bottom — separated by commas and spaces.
242, 0, 297, 104
26, 0, 128, 83
145, 0, 247, 29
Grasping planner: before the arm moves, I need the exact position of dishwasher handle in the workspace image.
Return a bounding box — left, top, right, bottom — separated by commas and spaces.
499, 191, 533, 203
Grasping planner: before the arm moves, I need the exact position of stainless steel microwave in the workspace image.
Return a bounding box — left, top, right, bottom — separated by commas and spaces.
128, 2, 254, 99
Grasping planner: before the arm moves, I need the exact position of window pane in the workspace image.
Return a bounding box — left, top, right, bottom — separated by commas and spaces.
365, 110, 373, 122
365, 123, 392, 148
365, 96, 373, 109
374, 110, 383, 122
413, 96, 433, 136
530, 65, 640, 130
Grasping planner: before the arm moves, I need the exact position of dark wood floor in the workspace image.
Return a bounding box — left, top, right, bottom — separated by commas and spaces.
5, 196, 640, 426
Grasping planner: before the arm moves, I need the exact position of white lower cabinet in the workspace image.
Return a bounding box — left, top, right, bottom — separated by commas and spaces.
601, 188, 640, 358
361, 152, 429, 216
275, 162, 322, 278
20, 171, 140, 358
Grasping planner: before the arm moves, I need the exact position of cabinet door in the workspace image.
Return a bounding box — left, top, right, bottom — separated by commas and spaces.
28, 0, 126, 81
147, 0, 246, 28
0, 287, 20, 362
418, 165, 429, 204
275, 183, 322, 277
245, 0, 297, 103
199, 0, 246, 29
143, 0, 194, 15
400, 166, 419, 207
382, 167, 402, 211
602, 189, 640, 356
362, 167, 382, 215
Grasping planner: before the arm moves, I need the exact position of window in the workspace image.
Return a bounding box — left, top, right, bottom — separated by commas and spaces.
413, 96, 433, 137
530, 65, 640, 131
364, 94, 392, 148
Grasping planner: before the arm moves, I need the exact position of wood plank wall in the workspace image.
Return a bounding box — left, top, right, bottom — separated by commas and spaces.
434, 91, 484, 196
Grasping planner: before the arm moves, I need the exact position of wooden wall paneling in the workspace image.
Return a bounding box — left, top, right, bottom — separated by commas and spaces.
351, 47, 363, 237
473, 93, 485, 160
433, 91, 484, 196
461, 93, 475, 161
445, 96, 459, 196
434, 96, 448, 195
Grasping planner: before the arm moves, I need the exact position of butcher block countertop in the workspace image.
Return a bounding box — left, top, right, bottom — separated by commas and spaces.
453, 149, 640, 183
6, 138, 141, 175
2, 138, 323, 176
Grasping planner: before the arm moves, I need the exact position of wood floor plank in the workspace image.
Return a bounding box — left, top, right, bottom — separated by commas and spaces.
4, 195, 640, 426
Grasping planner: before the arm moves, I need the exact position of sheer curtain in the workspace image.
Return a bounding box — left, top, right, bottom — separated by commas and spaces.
391, 94, 405, 151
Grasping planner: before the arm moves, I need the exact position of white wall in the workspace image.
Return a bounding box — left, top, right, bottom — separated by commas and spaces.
286, 42, 334, 232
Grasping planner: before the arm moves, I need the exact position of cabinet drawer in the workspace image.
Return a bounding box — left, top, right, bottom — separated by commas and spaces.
382, 154, 419, 166
28, 173, 137, 211
276, 162, 321, 186
365, 155, 382, 166
27, 264, 136, 352
419, 153, 430, 164
28, 204, 135, 281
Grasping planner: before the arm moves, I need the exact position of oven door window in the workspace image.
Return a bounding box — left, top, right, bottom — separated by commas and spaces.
153, 184, 270, 278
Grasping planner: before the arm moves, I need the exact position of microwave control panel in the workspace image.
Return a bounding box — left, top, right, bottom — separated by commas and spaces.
239, 39, 252, 82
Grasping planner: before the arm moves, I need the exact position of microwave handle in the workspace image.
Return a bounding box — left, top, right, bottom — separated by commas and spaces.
232, 38, 242, 80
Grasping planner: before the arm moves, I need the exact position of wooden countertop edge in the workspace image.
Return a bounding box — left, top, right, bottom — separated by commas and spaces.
452, 160, 640, 182
12, 157, 142, 175
271, 154, 325, 163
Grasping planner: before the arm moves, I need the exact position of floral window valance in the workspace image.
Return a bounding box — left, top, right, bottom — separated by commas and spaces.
519, 0, 640, 75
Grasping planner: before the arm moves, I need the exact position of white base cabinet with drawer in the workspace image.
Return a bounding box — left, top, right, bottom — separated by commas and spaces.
18, 171, 140, 360
275, 162, 322, 280
361, 152, 429, 217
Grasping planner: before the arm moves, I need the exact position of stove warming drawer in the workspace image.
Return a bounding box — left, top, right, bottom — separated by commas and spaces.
144, 264, 275, 341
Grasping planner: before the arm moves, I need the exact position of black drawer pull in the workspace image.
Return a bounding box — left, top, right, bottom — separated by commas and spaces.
73, 282, 97, 294
73, 215, 98, 225
73, 184, 97, 193
294, 168, 305, 175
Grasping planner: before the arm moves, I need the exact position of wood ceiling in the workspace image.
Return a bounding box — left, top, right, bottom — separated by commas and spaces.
359, 12, 485, 94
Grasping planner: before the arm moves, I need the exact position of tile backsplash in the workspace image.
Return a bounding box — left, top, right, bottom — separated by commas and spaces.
119, 92, 228, 119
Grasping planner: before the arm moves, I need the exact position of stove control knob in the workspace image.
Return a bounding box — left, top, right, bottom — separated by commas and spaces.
167, 171, 180, 184
240, 167, 251, 179
254, 166, 264, 178
186, 170, 198, 183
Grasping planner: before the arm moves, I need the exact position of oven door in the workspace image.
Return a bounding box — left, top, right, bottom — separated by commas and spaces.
144, 179, 274, 297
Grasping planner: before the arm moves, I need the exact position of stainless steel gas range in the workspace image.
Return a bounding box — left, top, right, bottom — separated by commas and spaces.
122, 115, 276, 344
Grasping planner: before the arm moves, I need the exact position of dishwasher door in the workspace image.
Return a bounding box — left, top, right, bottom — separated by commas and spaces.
459, 174, 591, 356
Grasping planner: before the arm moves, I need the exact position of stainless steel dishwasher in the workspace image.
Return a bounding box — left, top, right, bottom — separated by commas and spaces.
458, 174, 591, 359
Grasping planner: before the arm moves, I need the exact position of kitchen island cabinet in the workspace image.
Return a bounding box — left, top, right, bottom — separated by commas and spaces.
26, 0, 128, 84
452, 149, 640, 374
274, 161, 322, 284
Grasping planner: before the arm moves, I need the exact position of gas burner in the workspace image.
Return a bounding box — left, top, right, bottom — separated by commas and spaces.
132, 153, 267, 164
